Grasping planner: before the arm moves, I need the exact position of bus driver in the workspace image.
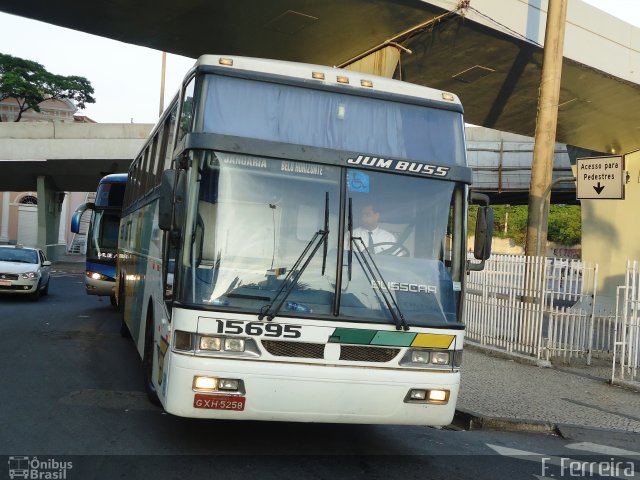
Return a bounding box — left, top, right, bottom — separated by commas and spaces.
351, 203, 399, 255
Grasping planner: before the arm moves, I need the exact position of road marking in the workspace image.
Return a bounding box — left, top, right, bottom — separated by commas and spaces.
486, 444, 639, 479
565, 442, 640, 458
50, 272, 82, 278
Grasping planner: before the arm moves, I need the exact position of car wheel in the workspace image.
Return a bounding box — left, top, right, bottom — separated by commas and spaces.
30, 281, 41, 301
42, 279, 49, 296
110, 294, 117, 307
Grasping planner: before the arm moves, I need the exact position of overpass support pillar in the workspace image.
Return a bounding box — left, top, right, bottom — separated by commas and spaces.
37, 176, 65, 261
0, 192, 9, 244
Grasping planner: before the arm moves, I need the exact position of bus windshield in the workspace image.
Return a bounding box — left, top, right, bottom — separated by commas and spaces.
179, 152, 463, 327
88, 210, 120, 260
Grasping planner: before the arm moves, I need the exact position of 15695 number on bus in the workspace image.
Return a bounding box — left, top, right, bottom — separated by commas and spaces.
214, 319, 302, 338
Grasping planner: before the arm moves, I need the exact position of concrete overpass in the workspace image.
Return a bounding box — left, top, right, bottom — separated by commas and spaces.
1, 0, 639, 155
0, 123, 152, 191
0, 121, 574, 259
0, 123, 152, 258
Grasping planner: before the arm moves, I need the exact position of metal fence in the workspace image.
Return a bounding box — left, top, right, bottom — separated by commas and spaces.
464, 254, 609, 362
612, 261, 640, 383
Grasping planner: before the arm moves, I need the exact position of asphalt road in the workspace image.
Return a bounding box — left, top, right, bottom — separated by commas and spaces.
0, 273, 638, 480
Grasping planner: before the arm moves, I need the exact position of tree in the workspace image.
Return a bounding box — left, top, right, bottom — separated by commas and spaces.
0, 53, 95, 122
468, 203, 581, 247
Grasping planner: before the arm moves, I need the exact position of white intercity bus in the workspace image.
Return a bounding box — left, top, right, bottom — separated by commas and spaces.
116, 54, 492, 424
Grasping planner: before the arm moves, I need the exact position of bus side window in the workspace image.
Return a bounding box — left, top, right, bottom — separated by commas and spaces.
196, 200, 217, 266
163, 104, 179, 171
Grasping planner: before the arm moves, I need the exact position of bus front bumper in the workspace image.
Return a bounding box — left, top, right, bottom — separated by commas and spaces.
163, 353, 460, 425
84, 277, 115, 297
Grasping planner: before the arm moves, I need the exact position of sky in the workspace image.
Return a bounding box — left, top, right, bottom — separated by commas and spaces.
0, 0, 638, 124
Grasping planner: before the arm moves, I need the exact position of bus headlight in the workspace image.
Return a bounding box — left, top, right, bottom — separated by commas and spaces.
405, 388, 450, 404
224, 338, 245, 352
87, 271, 113, 281
400, 349, 458, 368
174, 330, 194, 351
200, 336, 222, 351
192, 376, 244, 393
430, 351, 451, 365
193, 376, 217, 391
427, 389, 449, 403
217, 378, 240, 391
411, 350, 431, 364
453, 350, 463, 367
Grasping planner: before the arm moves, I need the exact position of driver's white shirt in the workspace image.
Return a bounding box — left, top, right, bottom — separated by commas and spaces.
351, 226, 396, 254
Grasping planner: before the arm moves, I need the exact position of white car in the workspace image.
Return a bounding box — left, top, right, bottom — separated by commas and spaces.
0, 245, 51, 300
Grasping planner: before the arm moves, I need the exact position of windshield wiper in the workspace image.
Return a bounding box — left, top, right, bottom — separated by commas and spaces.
258, 192, 330, 321
348, 198, 409, 331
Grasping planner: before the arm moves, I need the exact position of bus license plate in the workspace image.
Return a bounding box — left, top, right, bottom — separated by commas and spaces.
193, 394, 245, 411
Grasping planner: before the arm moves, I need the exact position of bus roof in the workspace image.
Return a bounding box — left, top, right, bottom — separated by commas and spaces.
193, 54, 462, 110
100, 173, 128, 184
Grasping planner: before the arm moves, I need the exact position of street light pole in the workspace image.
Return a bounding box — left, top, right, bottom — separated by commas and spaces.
159, 51, 167, 117
524, 0, 568, 258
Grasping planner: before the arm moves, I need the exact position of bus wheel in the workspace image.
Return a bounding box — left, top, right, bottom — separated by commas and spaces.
143, 305, 161, 407
119, 280, 130, 338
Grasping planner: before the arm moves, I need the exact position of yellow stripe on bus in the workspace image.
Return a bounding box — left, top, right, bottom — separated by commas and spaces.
410, 334, 455, 349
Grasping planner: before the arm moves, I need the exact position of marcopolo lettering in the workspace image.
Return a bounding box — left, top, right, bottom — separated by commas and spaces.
347, 155, 449, 178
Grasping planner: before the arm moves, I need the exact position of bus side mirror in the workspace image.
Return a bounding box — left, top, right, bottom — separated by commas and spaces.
468, 193, 494, 272
159, 170, 186, 232
70, 202, 94, 233
474, 206, 494, 261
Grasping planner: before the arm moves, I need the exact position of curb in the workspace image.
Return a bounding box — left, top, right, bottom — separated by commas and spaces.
453, 408, 559, 434
464, 341, 552, 368
610, 378, 640, 393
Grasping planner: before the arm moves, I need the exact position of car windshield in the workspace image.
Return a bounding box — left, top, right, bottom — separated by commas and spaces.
178, 152, 464, 327
0, 248, 38, 264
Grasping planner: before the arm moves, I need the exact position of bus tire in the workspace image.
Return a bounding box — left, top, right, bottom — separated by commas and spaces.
119, 279, 131, 338
143, 304, 161, 407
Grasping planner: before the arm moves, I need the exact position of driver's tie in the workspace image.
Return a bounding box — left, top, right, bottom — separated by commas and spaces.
367, 231, 374, 253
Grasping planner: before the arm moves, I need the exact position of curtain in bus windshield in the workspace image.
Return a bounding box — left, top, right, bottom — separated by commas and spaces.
202, 75, 465, 166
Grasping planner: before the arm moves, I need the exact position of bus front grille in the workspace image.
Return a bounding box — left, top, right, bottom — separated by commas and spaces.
261, 340, 400, 363
339, 345, 400, 363
261, 340, 325, 359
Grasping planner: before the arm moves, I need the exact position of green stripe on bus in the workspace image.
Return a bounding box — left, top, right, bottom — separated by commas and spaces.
370, 331, 417, 347
328, 328, 378, 345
